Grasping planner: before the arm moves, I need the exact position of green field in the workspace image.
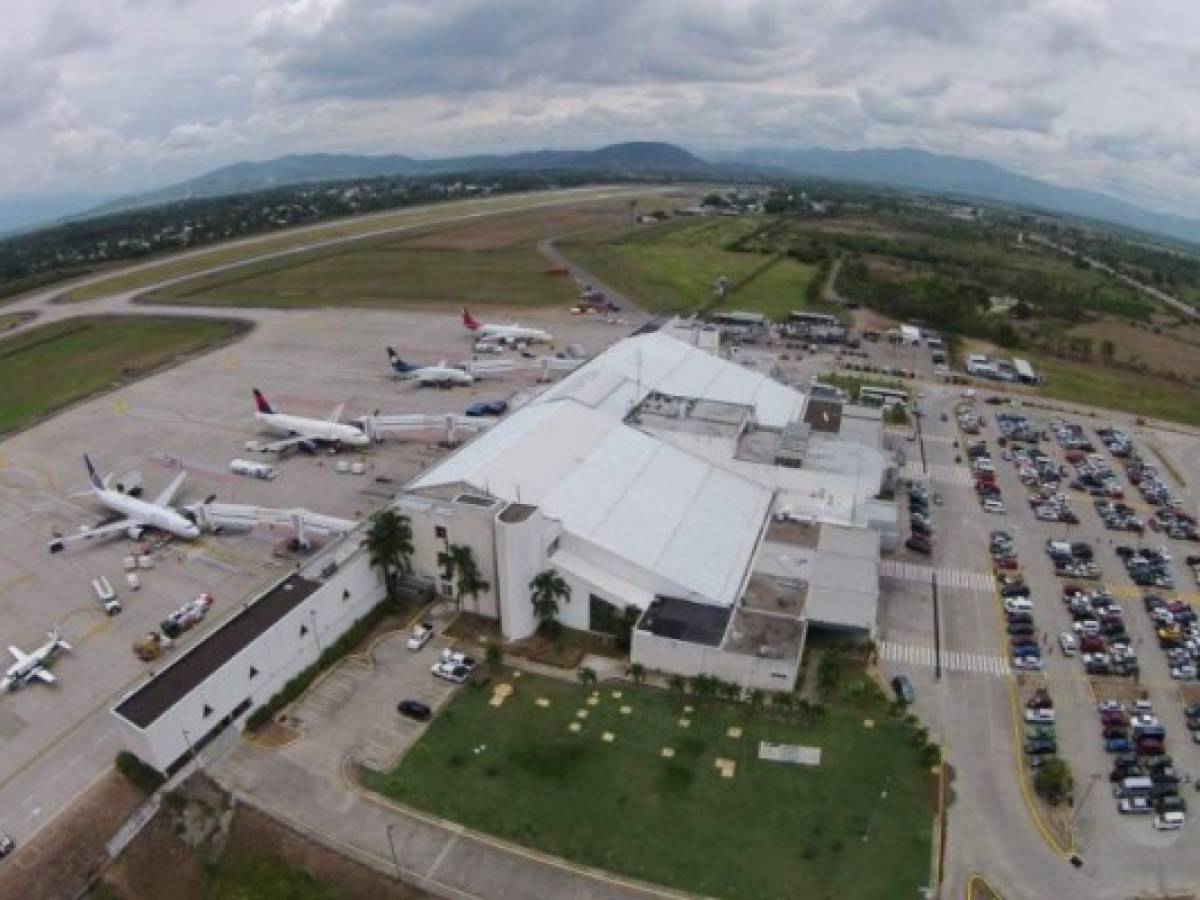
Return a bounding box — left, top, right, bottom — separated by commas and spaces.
201, 855, 340, 900
362, 669, 933, 900
561, 217, 820, 316
0, 312, 34, 332
1028, 353, 1200, 427
0, 315, 246, 434
59, 187, 652, 303
144, 238, 578, 309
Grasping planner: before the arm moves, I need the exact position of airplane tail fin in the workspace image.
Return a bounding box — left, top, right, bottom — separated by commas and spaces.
252, 388, 274, 415
461, 308, 480, 331
387, 349, 411, 372
83, 455, 104, 491
49, 629, 71, 651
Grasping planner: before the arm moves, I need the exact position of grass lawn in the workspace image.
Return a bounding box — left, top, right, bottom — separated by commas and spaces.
362, 670, 934, 900
1028, 353, 1200, 427
561, 217, 785, 314
200, 854, 340, 900
719, 255, 822, 320
145, 239, 578, 309
59, 187, 655, 303
0, 315, 246, 435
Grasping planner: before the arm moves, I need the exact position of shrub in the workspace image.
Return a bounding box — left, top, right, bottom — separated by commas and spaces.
114, 751, 165, 795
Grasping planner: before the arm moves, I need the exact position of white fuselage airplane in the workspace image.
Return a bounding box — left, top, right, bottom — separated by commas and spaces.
49, 456, 201, 553
386, 348, 474, 386
253, 388, 371, 452
461, 308, 552, 345
2, 630, 71, 690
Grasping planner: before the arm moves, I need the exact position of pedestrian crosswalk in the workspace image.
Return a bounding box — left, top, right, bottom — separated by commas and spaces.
879, 560, 994, 593
900, 461, 973, 485
879, 640, 1011, 677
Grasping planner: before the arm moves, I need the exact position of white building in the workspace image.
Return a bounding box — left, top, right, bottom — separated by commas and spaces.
398, 332, 895, 690
111, 538, 382, 774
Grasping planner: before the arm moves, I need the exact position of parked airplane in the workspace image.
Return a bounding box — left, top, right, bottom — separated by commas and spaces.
2, 630, 71, 690
252, 388, 371, 452
49, 456, 202, 552
461, 309, 552, 345
386, 349, 474, 386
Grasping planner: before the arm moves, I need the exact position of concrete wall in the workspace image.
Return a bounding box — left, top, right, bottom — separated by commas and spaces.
494, 507, 561, 640
399, 493, 501, 617
631, 630, 800, 693
114, 546, 384, 773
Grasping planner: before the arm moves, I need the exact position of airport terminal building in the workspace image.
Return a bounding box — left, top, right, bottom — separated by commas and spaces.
398, 331, 896, 690
112, 331, 897, 771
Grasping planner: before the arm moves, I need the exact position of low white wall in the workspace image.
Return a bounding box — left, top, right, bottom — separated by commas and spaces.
631, 630, 800, 693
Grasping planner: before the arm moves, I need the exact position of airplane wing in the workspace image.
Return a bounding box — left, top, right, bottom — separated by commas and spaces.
50, 518, 136, 549
8, 647, 30, 665
258, 434, 315, 453
32, 668, 55, 685
153, 469, 188, 507
326, 402, 346, 423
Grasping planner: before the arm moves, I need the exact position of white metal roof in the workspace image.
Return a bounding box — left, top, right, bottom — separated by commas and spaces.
536, 332, 804, 428
411, 400, 772, 607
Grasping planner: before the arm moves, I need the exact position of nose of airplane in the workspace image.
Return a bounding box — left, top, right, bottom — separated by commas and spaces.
185, 523, 201, 539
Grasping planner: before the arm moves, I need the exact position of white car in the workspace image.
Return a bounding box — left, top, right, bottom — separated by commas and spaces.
1171, 665, 1198, 681
406, 623, 434, 651
430, 661, 470, 684
1119, 797, 1153, 815
439, 648, 478, 672
1012, 655, 1043, 671
1025, 708, 1056, 724
1097, 699, 1124, 713
982, 499, 1006, 514
1059, 632, 1078, 656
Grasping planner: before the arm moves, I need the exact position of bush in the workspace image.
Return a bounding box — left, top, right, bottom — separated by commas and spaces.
114, 751, 165, 795
1035, 756, 1073, 804
243, 597, 399, 732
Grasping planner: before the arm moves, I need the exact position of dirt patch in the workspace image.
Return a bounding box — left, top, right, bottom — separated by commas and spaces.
1178, 683, 1200, 708
1071, 318, 1200, 381
402, 204, 636, 251
246, 719, 303, 749
443, 612, 621, 668
0, 770, 144, 900
98, 779, 430, 900
1090, 678, 1149, 706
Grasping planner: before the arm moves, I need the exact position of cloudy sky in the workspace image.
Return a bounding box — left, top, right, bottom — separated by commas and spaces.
4, 0, 1200, 216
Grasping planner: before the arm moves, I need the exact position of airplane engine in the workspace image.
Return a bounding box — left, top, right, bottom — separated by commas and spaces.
125, 525, 144, 541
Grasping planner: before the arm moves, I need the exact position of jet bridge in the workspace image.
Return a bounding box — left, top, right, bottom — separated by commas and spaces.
190, 502, 357, 549
353, 413, 493, 445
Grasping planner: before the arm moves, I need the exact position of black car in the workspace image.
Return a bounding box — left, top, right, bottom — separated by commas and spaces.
911, 520, 932, 537
905, 536, 932, 555
397, 699, 432, 722
891, 675, 915, 705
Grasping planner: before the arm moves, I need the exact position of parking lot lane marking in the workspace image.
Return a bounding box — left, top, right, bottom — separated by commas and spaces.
425, 831, 462, 884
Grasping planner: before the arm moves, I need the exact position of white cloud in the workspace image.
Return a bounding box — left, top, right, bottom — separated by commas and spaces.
0, 0, 1197, 219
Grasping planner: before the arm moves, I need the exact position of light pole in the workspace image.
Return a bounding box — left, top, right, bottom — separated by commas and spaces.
386, 823, 403, 880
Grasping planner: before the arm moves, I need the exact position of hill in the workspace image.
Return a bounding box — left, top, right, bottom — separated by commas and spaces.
87, 142, 710, 217
722, 147, 1200, 246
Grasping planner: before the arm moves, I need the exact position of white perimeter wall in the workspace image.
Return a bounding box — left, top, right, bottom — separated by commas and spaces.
631, 630, 801, 693
115, 546, 384, 772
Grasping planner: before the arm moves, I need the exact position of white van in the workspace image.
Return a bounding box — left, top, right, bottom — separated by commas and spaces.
1114, 776, 1153, 798
91, 576, 121, 615
230, 459, 278, 480
1004, 597, 1033, 614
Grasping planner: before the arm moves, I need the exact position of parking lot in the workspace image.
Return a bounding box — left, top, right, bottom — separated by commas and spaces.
0, 301, 632, 842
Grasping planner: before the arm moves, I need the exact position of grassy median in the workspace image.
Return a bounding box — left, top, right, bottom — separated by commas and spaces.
362, 668, 933, 900
0, 315, 247, 435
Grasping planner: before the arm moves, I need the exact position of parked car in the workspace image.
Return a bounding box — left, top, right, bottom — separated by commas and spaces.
905, 535, 932, 554
0, 833, 12, 859
430, 661, 470, 683
1025, 708, 1056, 724
1154, 811, 1186, 830
1119, 797, 1153, 815
397, 699, 433, 721
1059, 632, 1078, 656
892, 675, 916, 705
1105, 737, 1133, 753
440, 649, 478, 672
406, 622, 434, 651
983, 498, 1007, 514
465, 399, 509, 417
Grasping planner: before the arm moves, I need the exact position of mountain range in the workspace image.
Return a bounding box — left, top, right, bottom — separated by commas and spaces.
7, 141, 1200, 247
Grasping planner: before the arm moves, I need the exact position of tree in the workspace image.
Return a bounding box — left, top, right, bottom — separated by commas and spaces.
689, 673, 719, 705
746, 688, 766, 713
577, 666, 597, 691
365, 509, 413, 600
1035, 756, 1073, 805
772, 692, 795, 717
626, 662, 646, 685
529, 570, 571, 636
717, 681, 740, 703
485, 641, 503, 672
668, 674, 687, 699
440, 544, 489, 612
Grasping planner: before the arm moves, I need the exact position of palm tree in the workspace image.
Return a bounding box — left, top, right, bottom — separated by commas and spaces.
445, 544, 488, 611
667, 674, 687, 699
577, 666, 597, 691
626, 662, 646, 685
365, 509, 413, 600
529, 570, 571, 636
746, 689, 765, 713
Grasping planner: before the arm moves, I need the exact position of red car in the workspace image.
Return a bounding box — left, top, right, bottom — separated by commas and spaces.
1101, 710, 1129, 727
1081, 636, 1107, 653
994, 557, 1019, 571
